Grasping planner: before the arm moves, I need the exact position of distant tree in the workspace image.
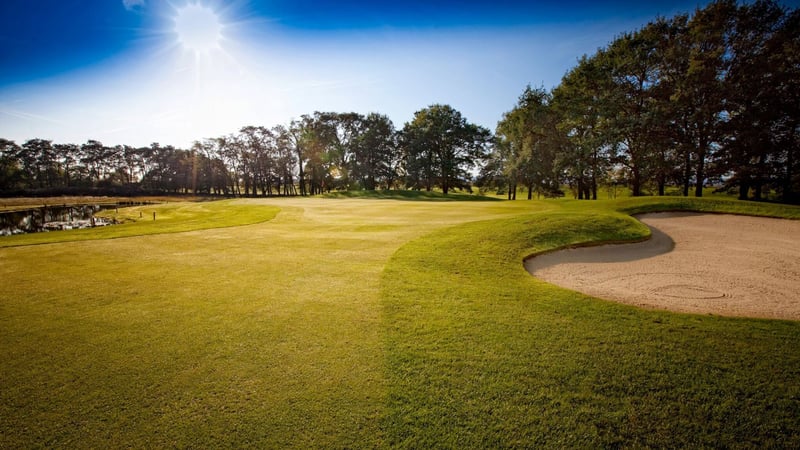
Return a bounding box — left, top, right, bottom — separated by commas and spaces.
401, 104, 490, 194
53, 143, 80, 187
321, 112, 362, 190
18, 139, 60, 189
272, 125, 298, 195
474, 143, 508, 196
0, 139, 22, 191
288, 117, 312, 196
552, 56, 613, 200
80, 140, 110, 186
353, 112, 397, 190
496, 86, 563, 199
240, 126, 275, 196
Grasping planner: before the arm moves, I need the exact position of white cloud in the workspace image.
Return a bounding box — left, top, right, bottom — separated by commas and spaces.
122, 0, 145, 11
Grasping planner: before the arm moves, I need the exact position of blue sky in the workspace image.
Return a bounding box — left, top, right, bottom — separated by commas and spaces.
1, 0, 796, 148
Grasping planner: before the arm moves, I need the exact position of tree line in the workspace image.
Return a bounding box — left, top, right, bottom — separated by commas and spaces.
0, 107, 490, 197
483, 0, 798, 202
2, 0, 797, 203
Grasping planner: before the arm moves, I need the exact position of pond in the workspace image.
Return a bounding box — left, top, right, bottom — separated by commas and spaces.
0, 203, 145, 236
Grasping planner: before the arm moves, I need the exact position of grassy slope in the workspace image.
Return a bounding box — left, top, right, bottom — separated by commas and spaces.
381, 197, 800, 447
1, 194, 799, 447
0, 200, 280, 248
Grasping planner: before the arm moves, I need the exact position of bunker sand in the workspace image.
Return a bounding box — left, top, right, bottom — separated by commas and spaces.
525, 212, 800, 320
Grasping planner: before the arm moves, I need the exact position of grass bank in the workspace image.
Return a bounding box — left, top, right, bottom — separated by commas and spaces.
381, 199, 800, 447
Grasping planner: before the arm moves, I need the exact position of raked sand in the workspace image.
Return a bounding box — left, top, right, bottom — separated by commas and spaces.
524, 212, 800, 320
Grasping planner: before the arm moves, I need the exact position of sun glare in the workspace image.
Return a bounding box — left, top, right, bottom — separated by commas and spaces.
174, 3, 223, 53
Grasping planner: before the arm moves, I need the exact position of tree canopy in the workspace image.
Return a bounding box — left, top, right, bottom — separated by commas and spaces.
485, 0, 799, 203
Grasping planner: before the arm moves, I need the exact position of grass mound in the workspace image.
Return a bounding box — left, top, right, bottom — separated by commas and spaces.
612, 196, 800, 218
381, 201, 800, 447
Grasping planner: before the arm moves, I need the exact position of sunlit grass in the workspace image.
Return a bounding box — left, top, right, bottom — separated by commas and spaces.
381, 198, 800, 447
322, 189, 501, 201
0, 196, 528, 447
1, 194, 798, 447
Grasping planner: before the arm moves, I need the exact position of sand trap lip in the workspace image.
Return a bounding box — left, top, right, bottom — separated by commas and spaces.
524, 212, 800, 320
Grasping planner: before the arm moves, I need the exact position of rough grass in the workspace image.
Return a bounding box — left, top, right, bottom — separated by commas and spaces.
1, 194, 798, 447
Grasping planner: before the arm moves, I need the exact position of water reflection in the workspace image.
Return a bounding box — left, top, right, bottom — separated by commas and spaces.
0, 204, 134, 236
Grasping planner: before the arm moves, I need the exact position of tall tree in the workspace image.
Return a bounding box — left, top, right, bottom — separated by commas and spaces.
601, 24, 665, 197
0, 139, 22, 191
553, 56, 611, 200
683, 0, 734, 197
497, 86, 563, 199
353, 112, 397, 190
402, 104, 490, 194
288, 117, 313, 196
18, 139, 58, 189
724, 0, 797, 201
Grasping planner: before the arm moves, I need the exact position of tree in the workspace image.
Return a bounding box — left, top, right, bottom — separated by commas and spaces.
53, 143, 80, 187
80, 140, 113, 186
497, 86, 563, 199
272, 125, 298, 195
680, 0, 735, 197
723, 0, 797, 201
353, 112, 397, 190
601, 24, 666, 197
288, 117, 312, 196
240, 126, 277, 196
17, 139, 56, 189
0, 139, 22, 191
401, 104, 490, 194
321, 112, 362, 190
553, 56, 612, 200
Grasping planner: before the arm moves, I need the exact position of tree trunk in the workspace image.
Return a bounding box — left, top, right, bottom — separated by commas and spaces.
695, 138, 706, 197
784, 126, 795, 202
682, 147, 692, 197
631, 168, 641, 197
739, 181, 749, 200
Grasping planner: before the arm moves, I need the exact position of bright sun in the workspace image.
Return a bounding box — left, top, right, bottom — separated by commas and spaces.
174, 3, 222, 53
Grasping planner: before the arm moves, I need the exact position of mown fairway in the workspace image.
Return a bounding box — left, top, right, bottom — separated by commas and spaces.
1, 195, 799, 447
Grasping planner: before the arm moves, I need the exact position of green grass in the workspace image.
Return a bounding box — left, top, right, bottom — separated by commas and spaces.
0, 199, 280, 248
322, 189, 501, 201
1, 195, 798, 447
381, 202, 800, 447
611, 195, 800, 218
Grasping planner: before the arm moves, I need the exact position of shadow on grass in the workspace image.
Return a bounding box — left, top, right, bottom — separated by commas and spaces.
322, 189, 502, 202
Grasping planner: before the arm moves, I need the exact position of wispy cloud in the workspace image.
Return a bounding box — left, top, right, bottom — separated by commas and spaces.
0, 108, 62, 125
122, 0, 145, 11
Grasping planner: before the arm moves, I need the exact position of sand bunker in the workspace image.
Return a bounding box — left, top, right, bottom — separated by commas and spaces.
524, 212, 800, 320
